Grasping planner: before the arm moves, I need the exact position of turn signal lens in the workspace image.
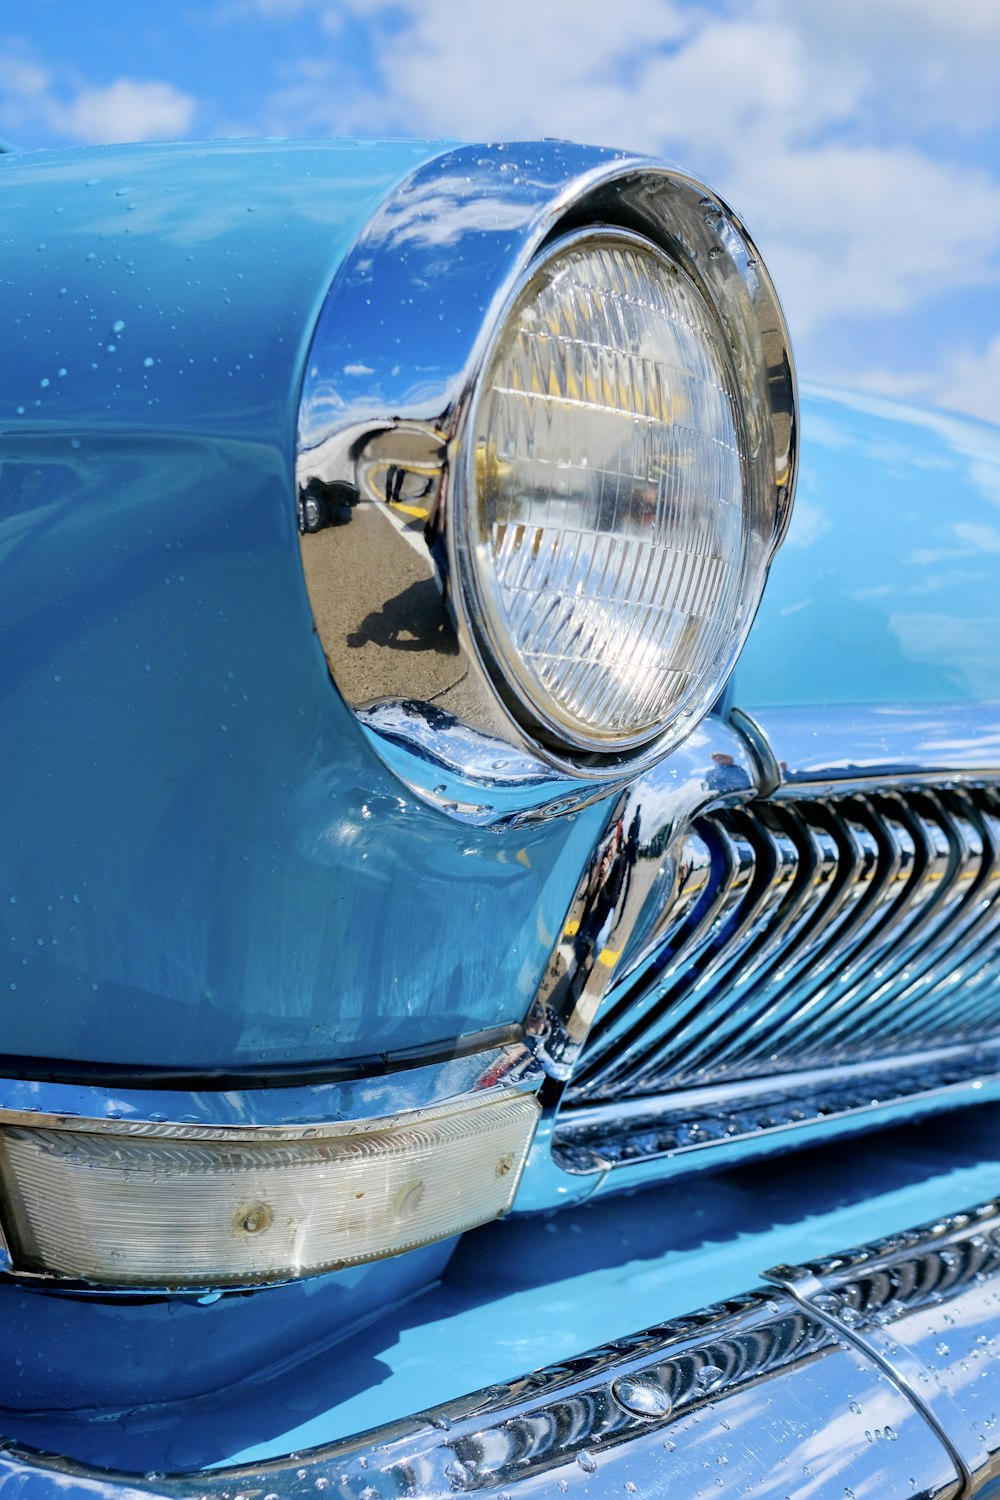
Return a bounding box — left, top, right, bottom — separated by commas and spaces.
0, 1094, 540, 1288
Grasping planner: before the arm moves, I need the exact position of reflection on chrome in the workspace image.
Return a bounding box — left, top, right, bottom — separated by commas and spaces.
13, 1199, 1000, 1497
295, 141, 796, 811
524, 716, 760, 1080
525, 703, 1000, 1200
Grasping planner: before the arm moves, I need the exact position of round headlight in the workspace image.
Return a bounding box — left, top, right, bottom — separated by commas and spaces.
460, 229, 762, 755
297, 145, 796, 813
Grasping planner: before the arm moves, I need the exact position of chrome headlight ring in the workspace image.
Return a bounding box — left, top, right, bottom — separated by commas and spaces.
295, 143, 797, 818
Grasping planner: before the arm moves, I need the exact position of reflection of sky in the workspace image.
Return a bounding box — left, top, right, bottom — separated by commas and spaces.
736, 383, 1000, 708
3, 2, 999, 424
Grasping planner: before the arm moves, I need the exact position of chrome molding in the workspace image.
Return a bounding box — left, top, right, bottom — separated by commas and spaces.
523, 701, 1000, 1194
555, 1045, 1000, 1177
0, 1040, 540, 1134
767, 1200, 1000, 1496
295, 141, 796, 812
751, 703, 1000, 795
524, 714, 761, 1080
13, 1199, 1000, 1497
571, 783, 1000, 1097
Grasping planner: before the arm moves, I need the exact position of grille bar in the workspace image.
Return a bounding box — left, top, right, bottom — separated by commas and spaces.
567, 786, 1000, 1108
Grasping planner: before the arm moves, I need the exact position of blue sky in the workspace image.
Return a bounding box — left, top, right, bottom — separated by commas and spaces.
3, 0, 999, 425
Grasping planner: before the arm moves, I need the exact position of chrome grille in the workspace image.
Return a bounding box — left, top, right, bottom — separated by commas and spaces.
566, 785, 1000, 1108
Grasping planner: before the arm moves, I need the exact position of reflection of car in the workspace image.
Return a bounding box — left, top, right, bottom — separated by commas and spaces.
3, 137, 1000, 1498
297, 477, 357, 532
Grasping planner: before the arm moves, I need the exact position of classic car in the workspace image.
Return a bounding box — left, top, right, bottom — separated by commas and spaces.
3, 134, 1000, 1500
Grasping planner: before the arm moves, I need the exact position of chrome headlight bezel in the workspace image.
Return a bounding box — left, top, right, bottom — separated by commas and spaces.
295, 143, 797, 818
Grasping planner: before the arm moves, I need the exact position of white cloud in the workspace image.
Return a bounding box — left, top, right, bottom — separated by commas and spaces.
936, 337, 1000, 427
853, 335, 1000, 429
722, 142, 1000, 339
0, 48, 196, 144
953, 521, 1000, 552
6, 1, 1000, 426
756, 0, 1000, 134
0, 52, 50, 100
256, 0, 1000, 380
54, 79, 196, 144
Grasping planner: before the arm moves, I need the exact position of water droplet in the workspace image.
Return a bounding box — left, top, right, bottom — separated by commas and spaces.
577, 1451, 597, 1474
936, 1341, 950, 1357
697, 1364, 724, 1389
849, 1399, 861, 1414
143, 356, 155, 368
445, 1459, 472, 1487
612, 1374, 673, 1418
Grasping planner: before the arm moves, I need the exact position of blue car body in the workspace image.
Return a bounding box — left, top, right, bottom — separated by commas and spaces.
4, 138, 1000, 1499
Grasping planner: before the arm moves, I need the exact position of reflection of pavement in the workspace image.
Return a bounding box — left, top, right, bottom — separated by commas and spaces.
300, 501, 467, 706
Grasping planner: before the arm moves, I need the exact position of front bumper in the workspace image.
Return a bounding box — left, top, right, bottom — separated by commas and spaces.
7, 1197, 1000, 1500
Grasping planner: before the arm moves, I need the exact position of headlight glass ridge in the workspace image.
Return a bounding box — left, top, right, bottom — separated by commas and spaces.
465, 230, 752, 753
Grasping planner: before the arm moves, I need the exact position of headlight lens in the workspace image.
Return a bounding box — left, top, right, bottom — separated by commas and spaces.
464, 231, 758, 753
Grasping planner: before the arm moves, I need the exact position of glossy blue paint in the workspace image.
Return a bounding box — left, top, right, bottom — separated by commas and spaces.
735, 382, 1000, 708
0, 1239, 451, 1417
0, 141, 614, 1073
4, 1106, 1000, 1475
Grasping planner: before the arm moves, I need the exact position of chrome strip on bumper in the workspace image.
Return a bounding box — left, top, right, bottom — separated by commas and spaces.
8, 1201, 1000, 1496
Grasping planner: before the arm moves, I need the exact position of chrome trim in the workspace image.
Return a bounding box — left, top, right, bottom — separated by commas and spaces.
520, 701, 1000, 1197
554, 1048, 1000, 1179
749, 703, 1000, 795
0, 1042, 541, 1134
766, 1199, 1000, 1495
295, 141, 797, 810
16, 1199, 1000, 1497
566, 784, 1000, 1108
523, 714, 761, 1080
